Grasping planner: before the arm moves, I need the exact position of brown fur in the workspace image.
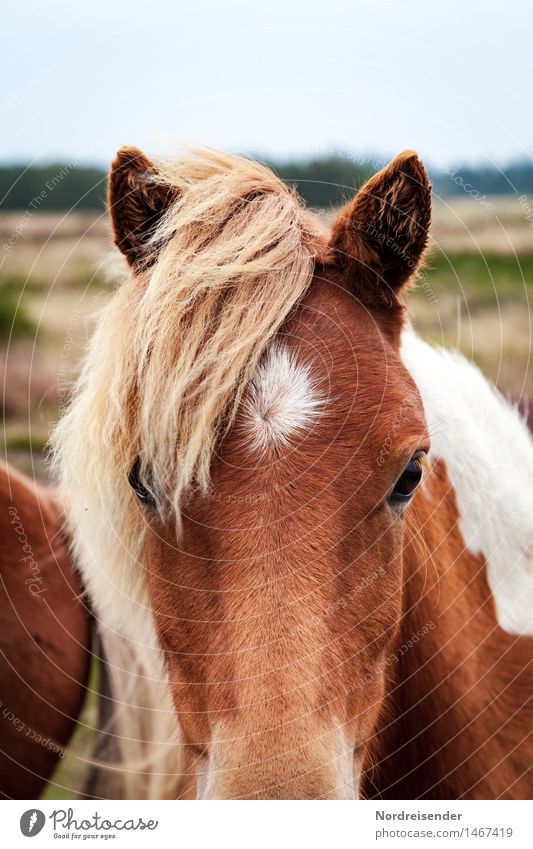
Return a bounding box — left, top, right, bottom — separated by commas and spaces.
108, 146, 179, 266
331, 151, 431, 306
0, 462, 91, 799
368, 459, 533, 799
147, 277, 428, 797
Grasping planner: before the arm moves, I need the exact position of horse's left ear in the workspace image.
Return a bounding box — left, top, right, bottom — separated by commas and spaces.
109, 146, 178, 267
330, 151, 431, 306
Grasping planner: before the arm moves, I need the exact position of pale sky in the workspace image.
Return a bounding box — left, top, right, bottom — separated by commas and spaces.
2, 0, 532, 168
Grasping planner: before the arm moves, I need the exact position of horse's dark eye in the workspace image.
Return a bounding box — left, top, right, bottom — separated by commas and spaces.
389, 455, 423, 506
128, 458, 155, 507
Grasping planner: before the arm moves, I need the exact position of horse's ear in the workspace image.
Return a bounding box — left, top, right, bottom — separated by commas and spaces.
108, 146, 177, 267
330, 151, 431, 306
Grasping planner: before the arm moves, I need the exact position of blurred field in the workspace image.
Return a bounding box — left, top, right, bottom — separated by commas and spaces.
0, 211, 117, 478
1, 195, 532, 480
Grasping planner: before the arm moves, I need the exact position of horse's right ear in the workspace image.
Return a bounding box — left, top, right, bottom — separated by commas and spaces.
330, 151, 431, 307
108, 146, 177, 267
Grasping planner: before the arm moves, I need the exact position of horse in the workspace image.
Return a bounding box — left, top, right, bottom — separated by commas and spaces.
50, 145, 533, 799
0, 461, 91, 798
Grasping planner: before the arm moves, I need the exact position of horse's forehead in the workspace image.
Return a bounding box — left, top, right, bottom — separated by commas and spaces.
288, 277, 404, 363
240, 342, 327, 453
238, 282, 421, 455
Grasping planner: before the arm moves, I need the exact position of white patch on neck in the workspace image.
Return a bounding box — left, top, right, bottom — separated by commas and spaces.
401, 330, 533, 636
242, 343, 326, 452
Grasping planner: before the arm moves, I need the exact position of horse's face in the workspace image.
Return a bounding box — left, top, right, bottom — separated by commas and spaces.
112, 149, 431, 798
146, 290, 428, 799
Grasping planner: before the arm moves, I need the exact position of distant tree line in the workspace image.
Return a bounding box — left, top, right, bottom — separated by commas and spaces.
0, 162, 106, 212
0, 155, 532, 212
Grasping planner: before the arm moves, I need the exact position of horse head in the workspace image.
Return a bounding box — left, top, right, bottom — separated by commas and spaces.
54, 146, 432, 798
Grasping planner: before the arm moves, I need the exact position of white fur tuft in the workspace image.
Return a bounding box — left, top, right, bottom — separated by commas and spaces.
241, 344, 326, 452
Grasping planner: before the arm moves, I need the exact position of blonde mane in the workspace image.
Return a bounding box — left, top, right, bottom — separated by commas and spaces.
50, 148, 327, 798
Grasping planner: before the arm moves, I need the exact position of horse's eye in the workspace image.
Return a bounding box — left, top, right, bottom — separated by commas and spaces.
389, 454, 424, 506
128, 459, 155, 507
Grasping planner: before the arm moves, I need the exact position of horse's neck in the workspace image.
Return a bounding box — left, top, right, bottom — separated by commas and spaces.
402, 330, 533, 637
368, 333, 533, 800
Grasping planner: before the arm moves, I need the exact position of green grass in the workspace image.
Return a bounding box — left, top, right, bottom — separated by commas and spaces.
0, 267, 111, 342
52, 265, 112, 292
0, 277, 38, 338
421, 251, 533, 304
4, 432, 48, 452
42, 657, 101, 800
